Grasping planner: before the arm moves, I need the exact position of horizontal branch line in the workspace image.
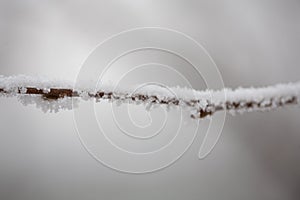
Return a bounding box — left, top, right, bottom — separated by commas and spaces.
0, 85, 299, 119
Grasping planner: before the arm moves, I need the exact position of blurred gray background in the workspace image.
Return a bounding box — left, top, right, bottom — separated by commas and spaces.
0, 0, 300, 199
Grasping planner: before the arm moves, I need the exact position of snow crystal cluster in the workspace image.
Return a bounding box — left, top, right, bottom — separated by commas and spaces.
18, 95, 79, 113
0, 75, 77, 113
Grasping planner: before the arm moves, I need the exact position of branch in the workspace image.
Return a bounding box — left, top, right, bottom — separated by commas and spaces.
0, 75, 299, 118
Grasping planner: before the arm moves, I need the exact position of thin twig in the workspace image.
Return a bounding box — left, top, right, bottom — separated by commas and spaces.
0, 84, 299, 118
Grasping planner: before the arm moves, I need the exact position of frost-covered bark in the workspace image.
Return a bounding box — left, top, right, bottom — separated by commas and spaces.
0, 75, 299, 118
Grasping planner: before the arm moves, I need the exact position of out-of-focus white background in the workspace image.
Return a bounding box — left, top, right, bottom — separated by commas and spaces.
0, 0, 300, 199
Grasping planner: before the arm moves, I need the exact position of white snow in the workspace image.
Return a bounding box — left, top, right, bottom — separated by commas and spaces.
0, 74, 73, 92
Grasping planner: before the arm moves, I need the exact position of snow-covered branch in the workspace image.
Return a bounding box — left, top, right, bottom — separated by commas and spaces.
0, 75, 299, 118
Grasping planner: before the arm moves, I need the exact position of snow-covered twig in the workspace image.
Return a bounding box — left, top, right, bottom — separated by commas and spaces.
0, 75, 299, 118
